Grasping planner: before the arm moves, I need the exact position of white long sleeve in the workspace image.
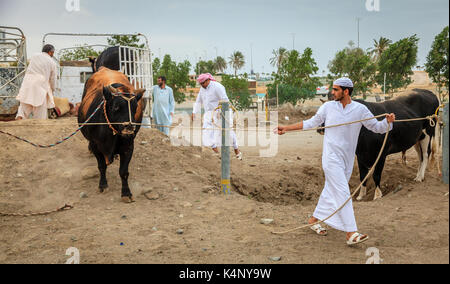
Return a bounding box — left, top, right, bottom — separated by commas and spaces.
303, 102, 328, 130
360, 105, 393, 134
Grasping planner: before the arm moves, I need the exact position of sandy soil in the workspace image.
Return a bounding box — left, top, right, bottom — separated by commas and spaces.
0, 117, 448, 264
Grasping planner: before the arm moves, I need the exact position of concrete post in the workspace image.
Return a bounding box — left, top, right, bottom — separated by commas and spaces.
221, 101, 231, 194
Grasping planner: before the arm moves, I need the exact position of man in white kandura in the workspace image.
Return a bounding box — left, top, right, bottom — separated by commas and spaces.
192, 73, 242, 160
152, 76, 175, 136
275, 77, 395, 245
16, 44, 57, 120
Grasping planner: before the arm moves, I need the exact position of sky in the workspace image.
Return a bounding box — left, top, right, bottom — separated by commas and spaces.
1, 0, 449, 75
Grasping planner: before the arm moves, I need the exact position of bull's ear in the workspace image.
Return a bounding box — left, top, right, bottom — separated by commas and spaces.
103, 86, 113, 101
88, 56, 96, 64
135, 88, 146, 101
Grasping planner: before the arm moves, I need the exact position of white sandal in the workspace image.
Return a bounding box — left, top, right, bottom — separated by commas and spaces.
310, 223, 328, 236
346, 232, 369, 245
236, 151, 243, 160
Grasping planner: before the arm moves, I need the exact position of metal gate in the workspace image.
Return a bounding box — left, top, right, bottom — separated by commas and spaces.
42, 33, 153, 123
0, 26, 27, 118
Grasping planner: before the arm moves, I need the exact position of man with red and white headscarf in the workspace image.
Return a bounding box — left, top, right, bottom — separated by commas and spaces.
192, 73, 242, 160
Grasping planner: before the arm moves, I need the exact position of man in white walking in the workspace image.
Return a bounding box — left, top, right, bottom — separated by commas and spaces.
275, 77, 395, 245
192, 73, 242, 160
16, 44, 57, 120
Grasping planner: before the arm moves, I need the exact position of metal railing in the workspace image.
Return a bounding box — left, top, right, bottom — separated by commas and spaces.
0, 26, 27, 115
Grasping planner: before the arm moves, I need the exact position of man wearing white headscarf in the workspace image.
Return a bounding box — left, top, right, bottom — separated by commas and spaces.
192, 73, 242, 160
16, 44, 57, 120
275, 77, 395, 245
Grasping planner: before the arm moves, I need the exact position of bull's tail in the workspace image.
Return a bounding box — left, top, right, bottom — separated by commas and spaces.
430, 133, 436, 165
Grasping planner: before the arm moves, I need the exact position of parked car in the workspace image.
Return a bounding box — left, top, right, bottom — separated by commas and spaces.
316, 86, 329, 97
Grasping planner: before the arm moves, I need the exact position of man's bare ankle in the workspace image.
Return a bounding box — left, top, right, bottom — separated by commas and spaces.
309, 217, 318, 224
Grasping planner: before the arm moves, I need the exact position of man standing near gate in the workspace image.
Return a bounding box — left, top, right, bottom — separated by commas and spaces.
275, 77, 395, 245
16, 44, 57, 120
152, 76, 175, 136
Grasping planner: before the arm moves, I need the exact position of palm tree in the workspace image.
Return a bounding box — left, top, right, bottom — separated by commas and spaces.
269, 47, 288, 74
228, 51, 245, 77
269, 47, 289, 109
213, 56, 227, 74
369, 37, 392, 61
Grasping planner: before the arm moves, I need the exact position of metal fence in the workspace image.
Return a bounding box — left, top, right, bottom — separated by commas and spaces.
0, 26, 27, 116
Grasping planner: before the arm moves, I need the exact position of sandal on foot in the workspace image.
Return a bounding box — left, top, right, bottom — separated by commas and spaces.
346, 232, 369, 245
236, 151, 243, 160
310, 223, 327, 236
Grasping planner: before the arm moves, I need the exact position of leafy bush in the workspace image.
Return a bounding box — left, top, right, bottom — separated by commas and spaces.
221, 75, 252, 110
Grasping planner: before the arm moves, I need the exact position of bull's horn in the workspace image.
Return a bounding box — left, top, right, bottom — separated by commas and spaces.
106, 85, 118, 94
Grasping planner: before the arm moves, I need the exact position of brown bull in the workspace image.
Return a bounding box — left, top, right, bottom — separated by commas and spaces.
78, 67, 146, 203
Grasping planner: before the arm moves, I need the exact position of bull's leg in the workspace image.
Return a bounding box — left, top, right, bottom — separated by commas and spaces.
90, 142, 108, 192
413, 141, 423, 181
356, 157, 369, 201
372, 155, 387, 201
119, 146, 134, 203
401, 151, 407, 166
415, 132, 431, 182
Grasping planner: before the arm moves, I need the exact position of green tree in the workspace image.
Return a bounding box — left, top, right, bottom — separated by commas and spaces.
221, 75, 252, 110
153, 54, 195, 103
60, 45, 101, 61
213, 56, 227, 74
152, 57, 161, 75
267, 83, 315, 105
269, 47, 289, 74
107, 35, 145, 48
328, 43, 377, 96
425, 26, 449, 102
195, 60, 215, 75
376, 35, 419, 94
269, 47, 319, 104
229, 51, 245, 77
368, 37, 392, 62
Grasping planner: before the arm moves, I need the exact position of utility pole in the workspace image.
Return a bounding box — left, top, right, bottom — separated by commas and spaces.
289, 32, 296, 50
214, 46, 218, 59
250, 43, 254, 75
356, 17, 361, 48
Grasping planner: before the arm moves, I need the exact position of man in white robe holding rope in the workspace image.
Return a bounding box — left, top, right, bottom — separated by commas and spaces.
275, 77, 395, 245
192, 73, 242, 160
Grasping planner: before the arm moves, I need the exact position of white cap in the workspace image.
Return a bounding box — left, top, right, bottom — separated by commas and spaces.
333, 77, 354, 88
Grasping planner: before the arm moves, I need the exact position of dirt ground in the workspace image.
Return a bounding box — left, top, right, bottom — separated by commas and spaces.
0, 116, 448, 264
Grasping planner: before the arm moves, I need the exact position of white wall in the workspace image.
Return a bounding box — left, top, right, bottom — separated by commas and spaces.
55, 66, 92, 103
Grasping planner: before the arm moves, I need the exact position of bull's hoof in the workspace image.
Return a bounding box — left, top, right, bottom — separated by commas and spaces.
121, 196, 135, 203
414, 176, 424, 182
99, 185, 108, 193
373, 188, 383, 201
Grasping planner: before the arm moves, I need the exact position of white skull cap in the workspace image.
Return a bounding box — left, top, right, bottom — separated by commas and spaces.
333, 77, 354, 88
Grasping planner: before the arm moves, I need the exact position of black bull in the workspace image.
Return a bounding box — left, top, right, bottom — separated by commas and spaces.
317, 89, 439, 201
78, 68, 145, 203
89, 46, 134, 74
